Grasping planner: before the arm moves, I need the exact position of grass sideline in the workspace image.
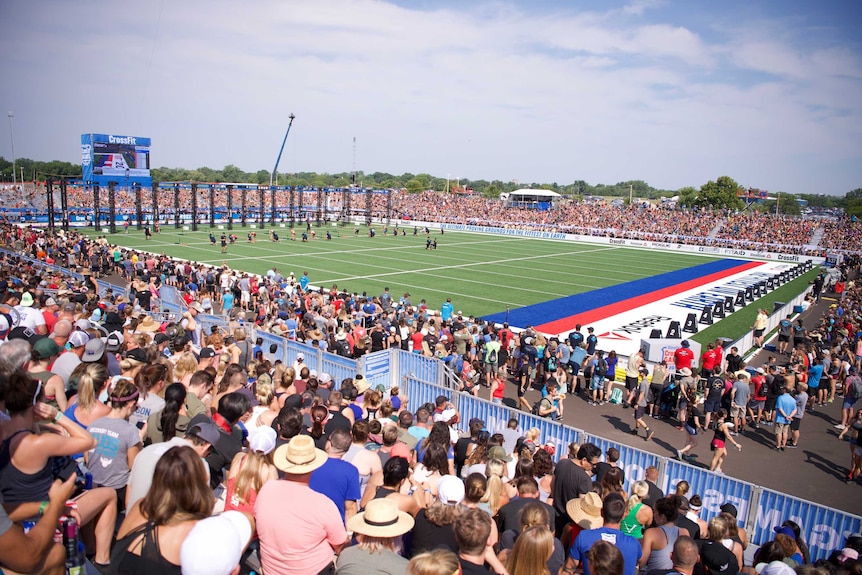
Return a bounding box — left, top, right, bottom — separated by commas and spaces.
79, 225, 810, 342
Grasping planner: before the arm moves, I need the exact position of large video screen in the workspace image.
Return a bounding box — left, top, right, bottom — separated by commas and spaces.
81, 133, 152, 186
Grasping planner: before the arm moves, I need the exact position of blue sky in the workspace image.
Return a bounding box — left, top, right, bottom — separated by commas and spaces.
1, 0, 860, 195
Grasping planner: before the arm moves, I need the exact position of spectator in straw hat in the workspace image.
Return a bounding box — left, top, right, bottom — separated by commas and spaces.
256, 434, 348, 575
336, 498, 414, 574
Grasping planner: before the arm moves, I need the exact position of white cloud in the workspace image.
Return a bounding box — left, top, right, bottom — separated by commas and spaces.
0, 0, 860, 194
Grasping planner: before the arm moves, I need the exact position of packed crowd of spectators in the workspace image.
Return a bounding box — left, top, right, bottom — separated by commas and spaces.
5, 185, 860, 256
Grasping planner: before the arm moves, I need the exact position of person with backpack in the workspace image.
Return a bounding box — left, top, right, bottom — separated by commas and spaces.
483, 333, 501, 388
590, 351, 608, 406
838, 365, 862, 430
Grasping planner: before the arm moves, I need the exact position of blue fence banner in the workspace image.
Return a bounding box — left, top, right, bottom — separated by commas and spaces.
754, 488, 862, 562
457, 394, 512, 440
516, 413, 581, 463
362, 350, 392, 390
405, 378, 450, 414
319, 353, 359, 391
662, 460, 753, 526
586, 434, 661, 492
395, 350, 441, 388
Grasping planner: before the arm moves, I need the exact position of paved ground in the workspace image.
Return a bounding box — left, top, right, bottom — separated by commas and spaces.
511, 289, 862, 517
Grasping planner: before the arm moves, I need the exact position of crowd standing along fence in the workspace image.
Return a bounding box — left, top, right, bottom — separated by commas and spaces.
2, 238, 856, 561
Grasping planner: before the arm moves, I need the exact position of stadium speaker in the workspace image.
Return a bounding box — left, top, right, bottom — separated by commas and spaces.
699, 305, 713, 325
735, 290, 746, 307
724, 295, 734, 313
745, 286, 754, 302
773, 301, 785, 314
649, 328, 663, 339
683, 313, 699, 333
666, 321, 682, 339
713, 301, 725, 319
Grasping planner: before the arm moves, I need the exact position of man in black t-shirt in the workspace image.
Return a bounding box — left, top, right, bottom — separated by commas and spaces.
552, 442, 599, 536
704, 367, 726, 429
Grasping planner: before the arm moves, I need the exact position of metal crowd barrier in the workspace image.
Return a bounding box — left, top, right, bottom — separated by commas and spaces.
402, 376, 861, 561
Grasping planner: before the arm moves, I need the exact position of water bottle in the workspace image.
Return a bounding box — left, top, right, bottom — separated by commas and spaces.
62, 517, 84, 575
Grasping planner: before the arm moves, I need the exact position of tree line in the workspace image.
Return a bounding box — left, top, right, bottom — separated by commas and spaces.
0, 155, 858, 216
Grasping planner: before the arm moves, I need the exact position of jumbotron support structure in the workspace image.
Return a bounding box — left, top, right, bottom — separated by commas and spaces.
152, 182, 160, 229
93, 183, 101, 232
135, 183, 143, 230
107, 181, 117, 234
190, 184, 198, 231
385, 189, 392, 226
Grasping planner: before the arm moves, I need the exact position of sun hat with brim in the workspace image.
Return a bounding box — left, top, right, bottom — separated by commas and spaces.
354, 376, 371, 395
136, 316, 160, 332
679, 368, 692, 376
566, 492, 603, 530
20, 292, 34, 307
273, 435, 328, 474
346, 498, 414, 538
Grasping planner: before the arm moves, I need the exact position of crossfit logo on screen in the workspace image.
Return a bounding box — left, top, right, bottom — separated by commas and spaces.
108, 135, 137, 145
81, 144, 91, 166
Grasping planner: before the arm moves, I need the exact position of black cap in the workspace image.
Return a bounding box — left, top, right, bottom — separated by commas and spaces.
700, 541, 738, 574
719, 503, 738, 518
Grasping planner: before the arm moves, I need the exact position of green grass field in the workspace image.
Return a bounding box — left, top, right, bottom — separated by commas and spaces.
79, 224, 817, 345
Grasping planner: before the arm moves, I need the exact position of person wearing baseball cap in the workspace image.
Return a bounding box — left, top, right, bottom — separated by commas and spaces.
256, 435, 348, 575
50, 329, 90, 389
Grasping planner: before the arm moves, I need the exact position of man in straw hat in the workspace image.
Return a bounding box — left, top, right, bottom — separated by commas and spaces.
256, 435, 348, 575
563, 493, 642, 575
336, 498, 413, 573
565, 491, 604, 535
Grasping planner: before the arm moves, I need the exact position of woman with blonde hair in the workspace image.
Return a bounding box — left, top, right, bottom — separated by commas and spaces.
172, 351, 198, 386
619, 480, 654, 539
274, 366, 296, 408
674, 480, 690, 498
64, 362, 112, 427
500, 501, 565, 575
117, 349, 147, 383
224, 427, 278, 515
407, 548, 460, 575
699, 514, 741, 575
109, 445, 214, 573
245, 378, 277, 432
507, 524, 555, 575
483, 458, 513, 516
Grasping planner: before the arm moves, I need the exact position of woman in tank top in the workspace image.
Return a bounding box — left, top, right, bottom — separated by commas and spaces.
639, 496, 682, 571
619, 481, 653, 539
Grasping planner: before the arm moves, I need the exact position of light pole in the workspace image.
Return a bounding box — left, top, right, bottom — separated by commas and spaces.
7, 112, 15, 186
